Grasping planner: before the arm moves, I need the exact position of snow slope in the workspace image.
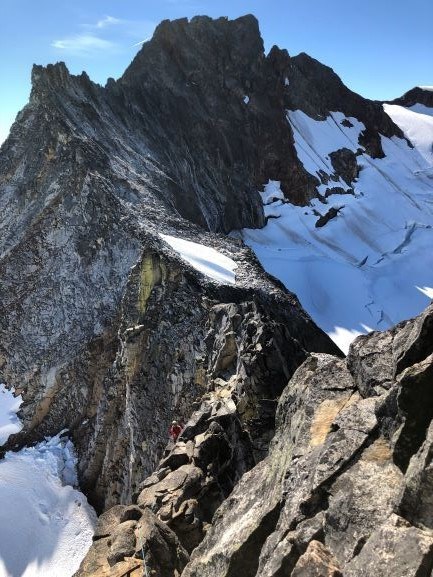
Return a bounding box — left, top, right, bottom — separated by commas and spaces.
384, 103, 433, 163
0, 400, 96, 577
240, 105, 433, 353
160, 234, 237, 284
0, 384, 22, 445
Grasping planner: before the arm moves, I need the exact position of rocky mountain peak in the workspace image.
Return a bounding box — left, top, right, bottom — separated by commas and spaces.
2, 13, 433, 577
31, 61, 70, 90
120, 14, 264, 92
390, 85, 433, 108
152, 13, 261, 49
0, 13, 342, 517
30, 61, 97, 104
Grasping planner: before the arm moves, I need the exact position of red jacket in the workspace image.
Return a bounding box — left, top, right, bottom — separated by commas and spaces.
169, 424, 182, 441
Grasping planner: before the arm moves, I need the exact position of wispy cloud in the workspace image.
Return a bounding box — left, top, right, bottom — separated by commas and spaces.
95, 15, 123, 29
52, 35, 116, 56
52, 15, 156, 56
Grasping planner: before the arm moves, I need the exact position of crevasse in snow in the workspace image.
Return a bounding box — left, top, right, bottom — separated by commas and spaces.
240, 104, 433, 353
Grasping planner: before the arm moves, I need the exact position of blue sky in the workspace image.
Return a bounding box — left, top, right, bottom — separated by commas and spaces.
1, 0, 432, 143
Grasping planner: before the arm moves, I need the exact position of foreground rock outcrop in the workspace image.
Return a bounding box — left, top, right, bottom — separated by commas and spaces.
78, 303, 433, 575
182, 303, 433, 577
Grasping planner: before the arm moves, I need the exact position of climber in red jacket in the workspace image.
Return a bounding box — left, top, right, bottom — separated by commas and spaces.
169, 420, 182, 441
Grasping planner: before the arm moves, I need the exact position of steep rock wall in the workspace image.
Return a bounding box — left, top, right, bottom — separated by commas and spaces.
0, 15, 350, 514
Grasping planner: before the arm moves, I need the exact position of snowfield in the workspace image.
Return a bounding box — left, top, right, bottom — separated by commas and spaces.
384, 103, 433, 163
240, 104, 433, 353
0, 384, 23, 445
0, 397, 96, 577
160, 233, 237, 284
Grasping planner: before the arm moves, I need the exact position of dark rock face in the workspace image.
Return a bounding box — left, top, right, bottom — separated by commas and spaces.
116, 15, 319, 212
329, 148, 360, 186
390, 86, 433, 109
283, 52, 404, 158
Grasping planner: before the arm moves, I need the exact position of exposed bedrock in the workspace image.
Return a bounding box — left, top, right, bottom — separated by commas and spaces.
390, 85, 433, 109
2, 237, 337, 512
179, 304, 433, 577
76, 304, 433, 576
329, 148, 360, 186
1, 14, 346, 514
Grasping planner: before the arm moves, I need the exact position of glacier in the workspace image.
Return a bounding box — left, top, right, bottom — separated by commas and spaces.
240, 100, 433, 353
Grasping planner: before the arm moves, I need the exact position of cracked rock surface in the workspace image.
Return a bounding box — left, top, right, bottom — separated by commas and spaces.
180, 304, 433, 577
77, 304, 433, 576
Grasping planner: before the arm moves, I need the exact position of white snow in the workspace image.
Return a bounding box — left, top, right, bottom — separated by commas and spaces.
160, 234, 237, 284
284, 77, 290, 87
287, 110, 365, 181
384, 103, 433, 163
243, 95, 250, 105
241, 107, 433, 354
327, 326, 366, 353
419, 86, 433, 92
0, 384, 23, 445
0, 432, 96, 577
261, 180, 285, 204
407, 103, 433, 118
417, 286, 433, 299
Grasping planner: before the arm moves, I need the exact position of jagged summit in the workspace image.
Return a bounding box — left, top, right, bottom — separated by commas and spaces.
123, 14, 263, 81
30, 61, 99, 100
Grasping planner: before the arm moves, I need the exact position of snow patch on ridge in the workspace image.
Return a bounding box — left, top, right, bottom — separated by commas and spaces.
240, 108, 433, 354
160, 234, 237, 284
0, 383, 23, 445
407, 103, 433, 118
384, 103, 433, 163
417, 286, 433, 299
0, 432, 96, 577
287, 110, 364, 179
